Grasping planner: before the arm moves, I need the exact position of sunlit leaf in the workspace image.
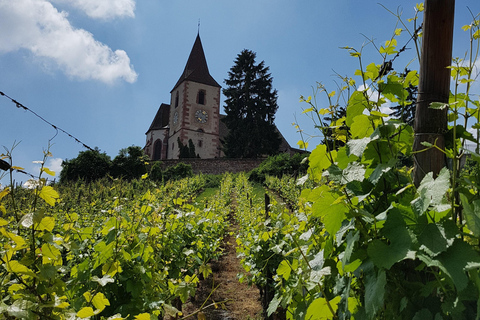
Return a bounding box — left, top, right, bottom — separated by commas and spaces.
277, 260, 292, 280
36, 216, 55, 232
77, 307, 95, 318
92, 292, 110, 312
102, 261, 122, 277
38, 186, 59, 206
430, 102, 448, 110
0, 187, 9, 201
6, 260, 35, 276
0, 217, 9, 226
305, 296, 341, 320
42, 167, 55, 176
347, 91, 368, 126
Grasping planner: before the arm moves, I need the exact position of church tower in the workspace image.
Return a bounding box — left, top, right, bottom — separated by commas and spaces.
168, 33, 222, 159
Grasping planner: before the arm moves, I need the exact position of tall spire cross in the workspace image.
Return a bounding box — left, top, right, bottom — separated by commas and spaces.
198, 19, 200, 34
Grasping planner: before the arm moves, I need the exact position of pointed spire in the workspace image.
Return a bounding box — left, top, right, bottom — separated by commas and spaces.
171, 34, 220, 92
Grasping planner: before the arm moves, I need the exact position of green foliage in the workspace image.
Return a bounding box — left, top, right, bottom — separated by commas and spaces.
178, 138, 198, 159
60, 148, 111, 183
236, 8, 480, 320
1, 163, 231, 319
204, 174, 223, 188
111, 146, 149, 180
163, 162, 193, 181
389, 69, 418, 127
249, 153, 309, 183
222, 49, 282, 158
149, 161, 163, 182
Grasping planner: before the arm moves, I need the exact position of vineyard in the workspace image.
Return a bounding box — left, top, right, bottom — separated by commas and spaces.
2, 4, 480, 320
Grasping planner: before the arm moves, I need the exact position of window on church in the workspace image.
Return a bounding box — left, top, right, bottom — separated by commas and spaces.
198, 140, 203, 148
198, 90, 206, 105
153, 140, 162, 160
175, 91, 179, 108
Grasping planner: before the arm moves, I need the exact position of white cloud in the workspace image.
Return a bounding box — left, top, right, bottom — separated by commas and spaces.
0, 0, 137, 84
51, 0, 135, 20
31, 157, 63, 178
46, 158, 63, 176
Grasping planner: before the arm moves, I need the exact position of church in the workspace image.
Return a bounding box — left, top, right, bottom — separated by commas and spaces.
144, 33, 294, 160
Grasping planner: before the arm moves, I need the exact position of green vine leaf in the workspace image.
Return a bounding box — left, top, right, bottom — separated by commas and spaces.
367, 210, 414, 269
38, 186, 59, 207
411, 168, 450, 216
77, 307, 95, 318
347, 138, 372, 157
437, 240, 480, 291
305, 296, 341, 320
460, 194, 480, 237
309, 185, 348, 235
417, 223, 451, 257
347, 91, 369, 127
308, 144, 336, 181
365, 267, 386, 318
351, 114, 374, 139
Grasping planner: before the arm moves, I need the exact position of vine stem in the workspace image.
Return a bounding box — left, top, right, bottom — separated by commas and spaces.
179, 299, 232, 320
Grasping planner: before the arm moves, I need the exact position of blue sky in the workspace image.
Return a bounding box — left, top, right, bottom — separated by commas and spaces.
1, 0, 479, 186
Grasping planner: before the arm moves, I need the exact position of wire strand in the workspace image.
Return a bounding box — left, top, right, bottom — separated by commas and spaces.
0, 90, 94, 152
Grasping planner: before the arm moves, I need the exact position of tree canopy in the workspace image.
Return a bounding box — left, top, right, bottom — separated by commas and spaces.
60, 146, 149, 183
222, 49, 281, 158
59, 148, 111, 183
110, 146, 149, 180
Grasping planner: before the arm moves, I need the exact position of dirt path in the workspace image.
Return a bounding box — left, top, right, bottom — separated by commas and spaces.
182, 223, 263, 320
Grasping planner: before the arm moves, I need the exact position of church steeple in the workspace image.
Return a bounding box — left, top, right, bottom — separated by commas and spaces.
171, 34, 220, 92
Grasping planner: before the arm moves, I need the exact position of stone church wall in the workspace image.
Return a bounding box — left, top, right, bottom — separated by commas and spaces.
157, 158, 265, 175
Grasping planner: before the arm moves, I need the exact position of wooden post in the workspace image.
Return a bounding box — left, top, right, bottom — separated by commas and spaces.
413, 0, 455, 186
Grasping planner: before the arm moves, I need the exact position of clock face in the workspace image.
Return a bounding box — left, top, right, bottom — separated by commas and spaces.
173, 111, 178, 125
195, 109, 208, 123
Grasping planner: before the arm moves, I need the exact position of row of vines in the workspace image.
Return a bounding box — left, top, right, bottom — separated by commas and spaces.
233, 6, 480, 320
0, 162, 237, 319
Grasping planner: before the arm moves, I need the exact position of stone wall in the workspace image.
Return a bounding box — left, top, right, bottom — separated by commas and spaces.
158, 158, 264, 175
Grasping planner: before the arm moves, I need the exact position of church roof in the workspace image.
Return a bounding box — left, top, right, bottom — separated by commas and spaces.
171, 34, 221, 92
146, 103, 170, 134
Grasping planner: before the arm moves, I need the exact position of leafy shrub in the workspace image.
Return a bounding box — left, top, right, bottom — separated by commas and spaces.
110, 146, 149, 180
204, 174, 223, 188
60, 148, 111, 183
163, 162, 193, 181
249, 153, 308, 183
149, 161, 163, 182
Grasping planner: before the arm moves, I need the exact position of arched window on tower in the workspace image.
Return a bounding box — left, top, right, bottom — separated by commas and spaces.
198, 90, 206, 105
175, 91, 179, 108
153, 139, 162, 160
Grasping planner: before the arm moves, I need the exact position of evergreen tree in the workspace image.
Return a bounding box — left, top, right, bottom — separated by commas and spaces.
222, 49, 281, 158
390, 69, 417, 127
178, 138, 198, 158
